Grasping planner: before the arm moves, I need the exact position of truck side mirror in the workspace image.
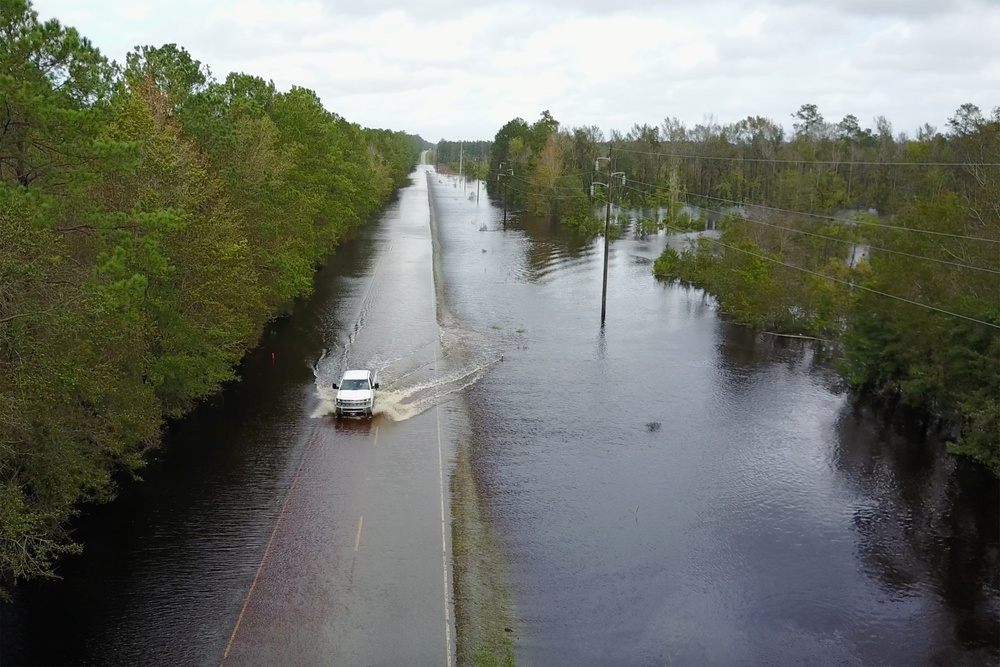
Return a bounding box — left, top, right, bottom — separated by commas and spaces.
331, 383, 338, 389
374, 382, 380, 389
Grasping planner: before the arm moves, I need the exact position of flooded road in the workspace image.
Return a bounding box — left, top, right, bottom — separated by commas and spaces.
2, 166, 998, 666
429, 176, 1000, 666
2, 166, 471, 666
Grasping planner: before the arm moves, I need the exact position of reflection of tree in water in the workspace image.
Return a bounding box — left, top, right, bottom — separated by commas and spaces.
516, 211, 596, 282
709, 326, 999, 661
714, 324, 838, 385
834, 396, 1000, 659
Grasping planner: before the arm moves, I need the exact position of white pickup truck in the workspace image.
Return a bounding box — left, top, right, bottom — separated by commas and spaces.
332, 369, 379, 418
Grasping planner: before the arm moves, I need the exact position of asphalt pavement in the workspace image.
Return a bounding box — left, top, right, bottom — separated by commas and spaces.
221, 166, 455, 667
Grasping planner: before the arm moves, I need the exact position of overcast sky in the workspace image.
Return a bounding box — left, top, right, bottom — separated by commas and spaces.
31, 0, 1000, 142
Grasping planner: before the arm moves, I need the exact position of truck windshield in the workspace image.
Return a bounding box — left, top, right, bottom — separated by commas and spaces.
340, 379, 370, 390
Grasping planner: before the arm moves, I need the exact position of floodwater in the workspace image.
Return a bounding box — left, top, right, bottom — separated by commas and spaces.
2, 167, 998, 667
430, 176, 999, 666
1, 166, 470, 666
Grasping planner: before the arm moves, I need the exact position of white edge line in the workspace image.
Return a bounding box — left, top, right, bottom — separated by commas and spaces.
431, 171, 454, 667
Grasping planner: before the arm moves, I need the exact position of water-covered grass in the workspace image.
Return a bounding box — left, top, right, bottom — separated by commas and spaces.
450, 429, 517, 667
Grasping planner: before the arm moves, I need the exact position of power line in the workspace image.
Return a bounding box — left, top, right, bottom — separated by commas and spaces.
622, 175, 1000, 244
495, 168, 593, 181
619, 184, 1000, 275
610, 145, 1000, 168
647, 205, 1000, 330
484, 166, 998, 327
504, 169, 1000, 257
507, 173, 591, 196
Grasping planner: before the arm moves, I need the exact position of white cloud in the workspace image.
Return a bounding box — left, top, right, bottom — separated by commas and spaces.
28, 0, 1000, 140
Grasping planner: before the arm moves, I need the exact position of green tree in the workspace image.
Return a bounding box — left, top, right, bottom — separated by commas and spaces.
1, 0, 423, 589
0, 0, 117, 191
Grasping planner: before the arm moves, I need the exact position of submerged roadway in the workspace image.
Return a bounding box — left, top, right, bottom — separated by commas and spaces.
220, 165, 455, 666
4, 161, 997, 667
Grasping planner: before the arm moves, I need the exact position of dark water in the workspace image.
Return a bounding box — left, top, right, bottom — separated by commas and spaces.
2, 169, 998, 666
429, 177, 1000, 666
0, 206, 387, 665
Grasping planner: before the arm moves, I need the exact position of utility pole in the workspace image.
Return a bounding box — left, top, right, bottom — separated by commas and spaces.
459, 140, 464, 192
593, 150, 623, 327
498, 162, 512, 228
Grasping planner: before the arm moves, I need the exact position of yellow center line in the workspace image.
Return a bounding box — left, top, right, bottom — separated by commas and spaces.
372, 425, 379, 446
354, 515, 364, 552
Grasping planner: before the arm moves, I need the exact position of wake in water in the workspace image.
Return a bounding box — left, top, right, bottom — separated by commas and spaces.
372, 355, 495, 421
311, 169, 519, 422
310, 320, 509, 422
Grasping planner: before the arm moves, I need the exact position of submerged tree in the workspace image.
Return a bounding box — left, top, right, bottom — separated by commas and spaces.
486, 100, 1000, 472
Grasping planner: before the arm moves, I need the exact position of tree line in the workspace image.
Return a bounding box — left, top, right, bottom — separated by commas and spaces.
434, 139, 491, 180
484, 106, 1000, 473
0, 0, 422, 587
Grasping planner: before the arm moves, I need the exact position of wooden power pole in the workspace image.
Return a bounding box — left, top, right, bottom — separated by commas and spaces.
594, 149, 623, 327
